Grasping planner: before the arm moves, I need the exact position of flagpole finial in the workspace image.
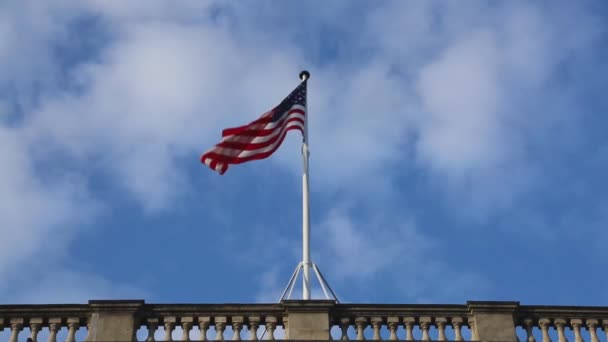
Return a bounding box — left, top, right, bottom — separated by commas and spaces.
299, 70, 310, 81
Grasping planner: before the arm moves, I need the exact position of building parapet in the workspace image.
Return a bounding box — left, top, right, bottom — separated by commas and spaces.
0, 300, 607, 341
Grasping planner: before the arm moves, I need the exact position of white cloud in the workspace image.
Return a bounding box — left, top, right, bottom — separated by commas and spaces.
5, 270, 145, 304
255, 266, 287, 303
307, 64, 414, 192
0, 125, 132, 305
0, 0, 308, 303
0, 127, 96, 280
86, 0, 216, 23
2, 0, 603, 216
416, 29, 505, 174
317, 208, 428, 280
310, 207, 489, 302
375, 1, 604, 221
22, 16, 304, 210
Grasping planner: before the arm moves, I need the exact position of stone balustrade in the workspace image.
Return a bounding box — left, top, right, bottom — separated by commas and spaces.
136, 303, 286, 341
0, 300, 607, 341
0, 304, 90, 342
515, 305, 608, 342
330, 303, 473, 341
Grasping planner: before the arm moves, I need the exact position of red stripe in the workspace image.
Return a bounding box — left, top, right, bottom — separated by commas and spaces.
221, 108, 304, 137
216, 118, 304, 150
204, 158, 228, 175
221, 111, 273, 137
223, 111, 302, 139
200, 125, 303, 166
203, 124, 304, 165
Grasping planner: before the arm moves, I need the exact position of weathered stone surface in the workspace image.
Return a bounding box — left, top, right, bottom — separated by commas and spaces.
287, 312, 330, 340
283, 300, 334, 340
86, 300, 144, 342
468, 301, 519, 342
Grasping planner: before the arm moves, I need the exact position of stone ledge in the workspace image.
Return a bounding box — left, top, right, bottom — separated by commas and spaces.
89, 300, 145, 312
467, 301, 520, 314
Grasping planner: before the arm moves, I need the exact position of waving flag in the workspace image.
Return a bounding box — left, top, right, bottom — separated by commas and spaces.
201, 80, 307, 174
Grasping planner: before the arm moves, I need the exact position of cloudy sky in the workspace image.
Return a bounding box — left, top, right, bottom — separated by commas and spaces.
1, 0, 607, 308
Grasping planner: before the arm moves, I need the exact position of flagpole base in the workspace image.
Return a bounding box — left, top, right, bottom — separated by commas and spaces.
279, 262, 339, 303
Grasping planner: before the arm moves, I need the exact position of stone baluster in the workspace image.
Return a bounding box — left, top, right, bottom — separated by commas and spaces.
570, 319, 583, 342
165, 317, 177, 341
247, 316, 259, 341
8, 318, 23, 342
403, 317, 415, 342
30, 318, 43, 342
199, 317, 211, 341
182, 317, 194, 341
554, 319, 568, 342
436, 317, 447, 341
468, 317, 479, 341
215, 317, 227, 341
452, 317, 464, 341
264, 316, 277, 340
47, 318, 61, 342
387, 317, 399, 341
539, 319, 552, 342
587, 319, 599, 342
523, 319, 536, 342
371, 317, 382, 340
340, 318, 350, 340
355, 317, 367, 341
232, 316, 244, 341
85, 317, 92, 342
66, 317, 80, 342
282, 317, 288, 338
602, 321, 608, 342
420, 317, 431, 342
147, 318, 159, 341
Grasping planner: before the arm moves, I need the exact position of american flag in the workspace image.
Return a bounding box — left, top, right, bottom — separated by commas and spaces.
201, 80, 307, 174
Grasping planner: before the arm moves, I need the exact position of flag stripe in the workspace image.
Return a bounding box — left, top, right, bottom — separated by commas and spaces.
216, 114, 305, 149
201, 120, 304, 164
222, 106, 305, 137
221, 112, 273, 137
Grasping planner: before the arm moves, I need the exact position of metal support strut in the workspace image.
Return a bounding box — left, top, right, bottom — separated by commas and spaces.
279, 262, 339, 302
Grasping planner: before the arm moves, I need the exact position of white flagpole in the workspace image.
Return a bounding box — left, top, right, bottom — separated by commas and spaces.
299, 70, 311, 300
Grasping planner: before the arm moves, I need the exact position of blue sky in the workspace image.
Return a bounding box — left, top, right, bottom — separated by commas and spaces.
1, 0, 608, 307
